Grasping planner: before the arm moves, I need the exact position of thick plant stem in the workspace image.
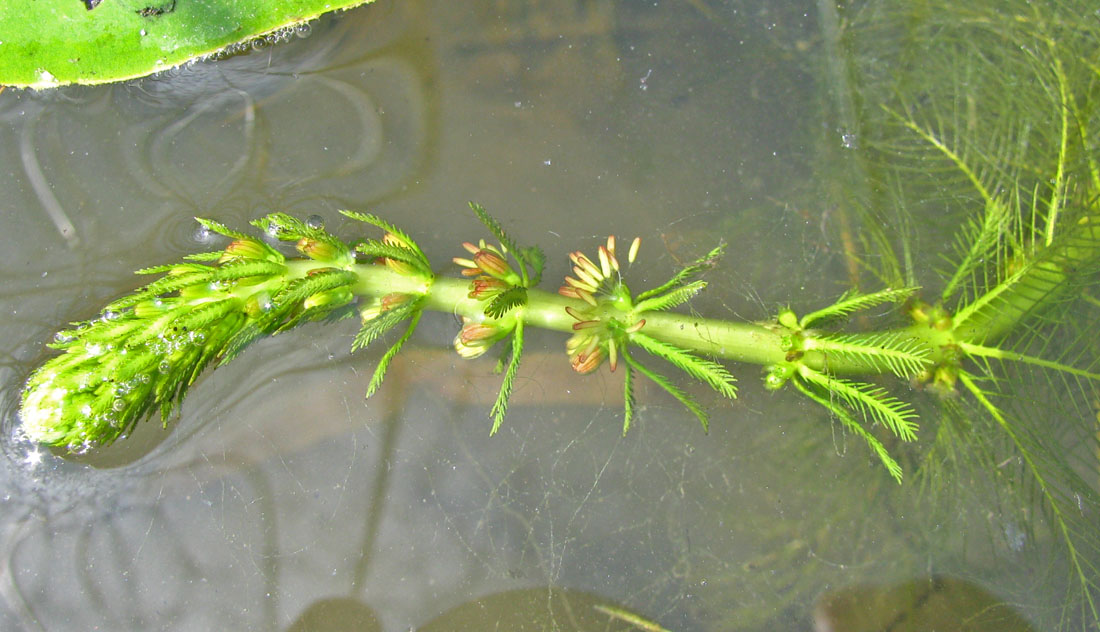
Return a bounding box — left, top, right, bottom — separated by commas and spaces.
342, 261, 916, 375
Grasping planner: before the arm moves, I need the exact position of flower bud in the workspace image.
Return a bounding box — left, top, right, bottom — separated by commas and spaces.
381, 292, 413, 312
297, 237, 346, 264
220, 238, 273, 262
469, 277, 508, 300
303, 287, 354, 311
571, 346, 605, 374
473, 250, 516, 282
453, 318, 509, 359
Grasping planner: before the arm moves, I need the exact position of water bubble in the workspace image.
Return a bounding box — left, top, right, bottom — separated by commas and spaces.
54, 331, 74, 343
193, 223, 213, 243
102, 310, 121, 321
295, 22, 313, 38
251, 38, 269, 52
86, 343, 103, 357
189, 331, 206, 344
111, 399, 126, 413
138, 373, 152, 384
306, 214, 325, 230
840, 131, 859, 149
158, 361, 171, 374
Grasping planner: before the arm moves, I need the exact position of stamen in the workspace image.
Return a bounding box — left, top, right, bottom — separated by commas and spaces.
573, 265, 602, 289
565, 276, 598, 293
628, 237, 641, 264
598, 245, 612, 278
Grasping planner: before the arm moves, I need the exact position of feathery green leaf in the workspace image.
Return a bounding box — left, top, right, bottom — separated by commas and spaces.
489, 320, 524, 435
629, 331, 737, 399
797, 366, 918, 441
805, 332, 931, 378
792, 378, 903, 482
633, 280, 707, 313
366, 309, 423, 398
636, 244, 725, 302
799, 286, 919, 329
484, 287, 528, 318
624, 352, 709, 432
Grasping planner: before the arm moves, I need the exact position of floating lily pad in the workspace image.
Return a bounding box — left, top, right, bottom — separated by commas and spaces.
0, 0, 373, 89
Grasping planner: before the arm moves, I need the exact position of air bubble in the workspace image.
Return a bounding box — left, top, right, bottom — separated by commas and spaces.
194, 223, 213, 243
158, 361, 171, 374
54, 331, 74, 343
190, 331, 206, 344
306, 214, 325, 230
251, 38, 268, 52
111, 399, 126, 413
295, 23, 313, 38
102, 310, 120, 321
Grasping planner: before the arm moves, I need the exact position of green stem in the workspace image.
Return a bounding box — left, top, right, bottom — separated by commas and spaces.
339, 261, 925, 375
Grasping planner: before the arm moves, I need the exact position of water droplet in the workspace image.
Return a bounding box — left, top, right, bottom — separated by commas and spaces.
295, 22, 313, 38
54, 331, 73, 343
840, 131, 859, 149
102, 310, 120, 321
138, 373, 152, 384
85, 343, 103, 356
189, 331, 206, 344
111, 399, 126, 413
158, 361, 171, 374
306, 214, 325, 230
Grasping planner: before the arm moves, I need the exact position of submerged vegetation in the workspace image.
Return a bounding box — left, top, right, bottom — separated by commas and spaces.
11, 0, 1100, 628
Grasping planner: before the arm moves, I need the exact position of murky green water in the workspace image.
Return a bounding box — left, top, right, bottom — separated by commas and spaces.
0, 1, 1078, 630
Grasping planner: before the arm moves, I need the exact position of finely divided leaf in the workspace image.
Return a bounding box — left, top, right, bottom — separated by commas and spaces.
799, 286, 919, 329
489, 320, 524, 435
629, 331, 737, 399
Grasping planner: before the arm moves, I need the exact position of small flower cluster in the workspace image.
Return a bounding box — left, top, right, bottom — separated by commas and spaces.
453, 240, 522, 292
558, 235, 640, 306
559, 235, 643, 374
565, 307, 645, 374
451, 240, 528, 358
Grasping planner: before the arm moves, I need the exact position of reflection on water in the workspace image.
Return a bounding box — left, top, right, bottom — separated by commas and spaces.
0, 1, 1065, 630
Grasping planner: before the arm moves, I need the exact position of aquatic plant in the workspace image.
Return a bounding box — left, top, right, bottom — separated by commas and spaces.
17, 192, 1098, 483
